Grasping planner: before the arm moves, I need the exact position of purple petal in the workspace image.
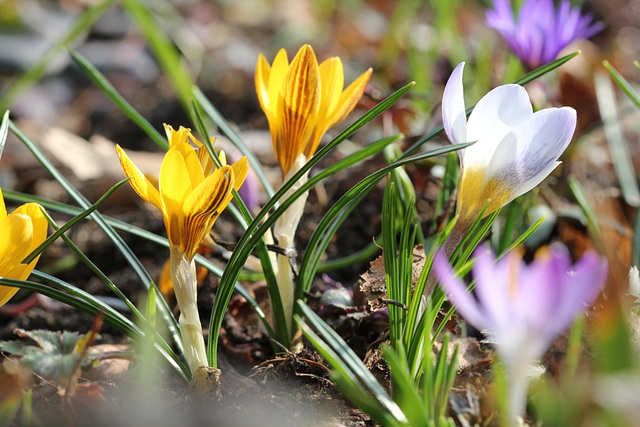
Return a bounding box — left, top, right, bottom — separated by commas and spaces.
433, 250, 486, 329
552, 249, 607, 333
471, 246, 512, 329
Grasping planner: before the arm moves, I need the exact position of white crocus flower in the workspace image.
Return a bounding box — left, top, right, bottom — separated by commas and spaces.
442, 62, 577, 231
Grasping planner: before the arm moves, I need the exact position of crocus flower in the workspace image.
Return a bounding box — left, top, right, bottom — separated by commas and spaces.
433, 244, 607, 422
255, 44, 372, 177
443, 62, 576, 231
116, 125, 249, 261
0, 188, 47, 306
117, 125, 248, 377
486, 0, 603, 70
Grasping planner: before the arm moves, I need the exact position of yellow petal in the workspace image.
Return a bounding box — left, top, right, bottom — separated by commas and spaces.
116, 145, 163, 211
159, 148, 193, 246
256, 53, 274, 115
13, 203, 48, 261
172, 142, 206, 188
230, 156, 249, 191
0, 187, 6, 221
326, 67, 372, 129
165, 124, 191, 148
268, 49, 290, 114
456, 166, 512, 225
0, 213, 33, 305
0, 213, 33, 276
305, 67, 372, 159
318, 57, 344, 122
278, 45, 320, 175
182, 166, 235, 259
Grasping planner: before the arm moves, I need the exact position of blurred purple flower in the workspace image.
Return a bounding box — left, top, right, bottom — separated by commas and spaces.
433, 244, 607, 422
486, 0, 603, 70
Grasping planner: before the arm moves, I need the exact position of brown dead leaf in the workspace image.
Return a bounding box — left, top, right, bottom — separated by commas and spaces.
83, 344, 132, 382
359, 245, 426, 310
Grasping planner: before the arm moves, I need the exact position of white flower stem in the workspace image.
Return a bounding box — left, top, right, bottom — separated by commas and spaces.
273, 154, 309, 341
170, 245, 208, 375
506, 370, 529, 426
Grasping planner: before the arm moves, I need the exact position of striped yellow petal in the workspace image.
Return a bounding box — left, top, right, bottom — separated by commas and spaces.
182, 166, 235, 259
256, 45, 371, 177
277, 45, 320, 176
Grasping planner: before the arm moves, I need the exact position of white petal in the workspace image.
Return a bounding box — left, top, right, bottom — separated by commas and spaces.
442, 62, 467, 145
463, 84, 533, 169
482, 106, 575, 201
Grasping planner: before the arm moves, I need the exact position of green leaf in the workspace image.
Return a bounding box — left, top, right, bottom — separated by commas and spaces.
297, 301, 408, 424
0, 274, 189, 380
8, 120, 184, 369
0, 0, 115, 112
23, 179, 128, 264
603, 60, 640, 110
208, 82, 416, 367
0, 329, 96, 383
119, 0, 194, 109
68, 49, 167, 150
594, 70, 640, 207
403, 51, 581, 157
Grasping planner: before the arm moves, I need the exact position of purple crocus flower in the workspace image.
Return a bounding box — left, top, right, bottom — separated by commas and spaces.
433, 244, 607, 422
486, 0, 604, 70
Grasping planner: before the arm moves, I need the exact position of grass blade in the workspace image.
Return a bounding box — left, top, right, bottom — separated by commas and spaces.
23, 179, 128, 264
119, 0, 194, 108
68, 49, 167, 150
0, 0, 114, 112
403, 51, 581, 157
594, 71, 640, 207
8, 120, 184, 359
192, 87, 275, 198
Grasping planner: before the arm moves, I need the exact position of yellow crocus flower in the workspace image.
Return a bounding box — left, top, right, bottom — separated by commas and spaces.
116, 125, 249, 260
0, 188, 47, 306
117, 125, 249, 378
255, 44, 372, 177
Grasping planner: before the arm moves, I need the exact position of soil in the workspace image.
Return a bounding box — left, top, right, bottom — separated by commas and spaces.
0, 1, 636, 426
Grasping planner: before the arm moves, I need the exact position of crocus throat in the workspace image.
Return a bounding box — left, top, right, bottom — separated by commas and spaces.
457, 167, 513, 223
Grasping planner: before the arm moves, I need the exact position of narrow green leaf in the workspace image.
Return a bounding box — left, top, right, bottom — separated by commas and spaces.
208, 82, 416, 366
0, 0, 115, 112
603, 60, 640, 110
9, 120, 184, 360
568, 175, 603, 245
594, 71, 640, 207
3, 189, 275, 338
23, 179, 128, 264
68, 49, 167, 150
1, 274, 189, 379
192, 87, 275, 198
119, 0, 194, 108
297, 301, 407, 423
513, 51, 581, 86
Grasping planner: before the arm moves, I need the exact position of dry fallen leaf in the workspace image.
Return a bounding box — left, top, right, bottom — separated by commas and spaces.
359, 245, 426, 310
